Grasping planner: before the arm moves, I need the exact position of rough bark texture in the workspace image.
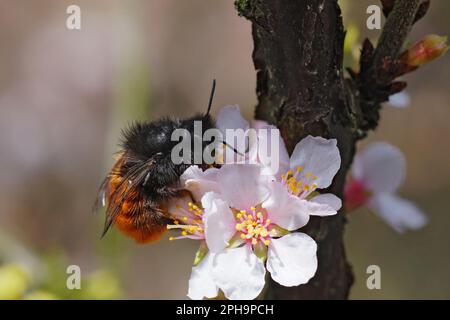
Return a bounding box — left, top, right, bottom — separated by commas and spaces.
235, 0, 422, 299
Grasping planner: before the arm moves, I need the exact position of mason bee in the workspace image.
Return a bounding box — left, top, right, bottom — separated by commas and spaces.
95, 80, 221, 243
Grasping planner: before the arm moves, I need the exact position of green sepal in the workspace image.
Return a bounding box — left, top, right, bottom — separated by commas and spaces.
193, 241, 209, 266
227, 233, 245, 249
253, 242, 268, 263
269, 225, 289, 238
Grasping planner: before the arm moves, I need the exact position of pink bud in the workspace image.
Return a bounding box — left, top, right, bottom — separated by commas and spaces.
344, 179, 371, 212
403, 35, 449, 67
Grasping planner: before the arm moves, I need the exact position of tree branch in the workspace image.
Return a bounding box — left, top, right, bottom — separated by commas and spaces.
351, 0, 422, 135
372, 0, 421, 75
236, 0, 430, 300
237, 0, 354, 299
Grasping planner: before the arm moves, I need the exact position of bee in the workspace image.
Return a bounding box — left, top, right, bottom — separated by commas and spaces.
95, 80, 221, 243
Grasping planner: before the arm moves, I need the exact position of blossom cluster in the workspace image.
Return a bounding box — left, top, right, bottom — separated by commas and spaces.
167, 106, 342, 299
166, 105, 427, 300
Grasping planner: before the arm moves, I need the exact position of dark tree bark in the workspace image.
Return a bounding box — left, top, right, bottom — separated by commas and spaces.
235, 0, 423, 299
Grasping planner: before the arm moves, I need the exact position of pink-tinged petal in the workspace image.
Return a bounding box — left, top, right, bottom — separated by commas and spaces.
212, 246, 266, 300
202, 192, 236, 253
180, 166, 219, 201
369, 193, 428, 233
308, 193, 342, 215
352, 142, 405, 194
216, 105, 249, 133
256, 125, 290, 177
187, 253, 218, 300
290, 136, 341, 189
251, 119, 269, 130
262, 182, 309, 231
217, 164, 271, 209
216, 106, 251, 157
267, 233, 317, 286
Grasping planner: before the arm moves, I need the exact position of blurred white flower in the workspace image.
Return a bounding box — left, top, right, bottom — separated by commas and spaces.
345, 142, 428, 233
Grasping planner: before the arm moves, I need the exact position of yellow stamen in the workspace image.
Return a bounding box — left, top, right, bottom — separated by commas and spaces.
264, 239, 270, 246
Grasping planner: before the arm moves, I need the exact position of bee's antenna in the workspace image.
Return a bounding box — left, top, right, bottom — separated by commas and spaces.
205, 79, 216, 116
222, 141, 247, 157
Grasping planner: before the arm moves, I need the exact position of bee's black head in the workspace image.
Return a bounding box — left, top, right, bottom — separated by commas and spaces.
121, 80, 217, 160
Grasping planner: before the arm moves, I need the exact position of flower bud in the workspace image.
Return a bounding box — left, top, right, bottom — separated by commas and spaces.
404, 35, 449, 67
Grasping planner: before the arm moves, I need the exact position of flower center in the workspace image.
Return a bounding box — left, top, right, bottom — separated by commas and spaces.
167, 202, 205, 241
281, 166, 318, 197
234, 206, 271, 246
344, 178, 371, 211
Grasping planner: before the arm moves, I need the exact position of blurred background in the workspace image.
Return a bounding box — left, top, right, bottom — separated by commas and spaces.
0, 0, 448, 299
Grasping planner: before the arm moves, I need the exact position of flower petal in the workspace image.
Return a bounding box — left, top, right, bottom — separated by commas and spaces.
290, 136, 341, 189
251, 119, 269, 130
212, 246, 266, 300
202, 192, 236, 253
267, 233, 317, 287
217, 164, 271, 209
352, 142, 405, 194
180, 166, 219, 201
308, 193, 342, 216
262, 182, 310, 230
188, 253, 218, 300
216, 105, 251, 156
369, 193, 428, 233
216, 105, 250, 133
388, 91, 410, 108
256, 125, 290, 177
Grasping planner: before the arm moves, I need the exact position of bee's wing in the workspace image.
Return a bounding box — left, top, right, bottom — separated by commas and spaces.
92, 175, 109, 214
92, 153, 125, 214
101, 156, 156, 238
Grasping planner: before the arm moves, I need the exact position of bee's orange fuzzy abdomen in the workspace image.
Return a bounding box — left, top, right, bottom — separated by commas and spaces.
106, 164, 167, 244
114, 213, 167, 244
